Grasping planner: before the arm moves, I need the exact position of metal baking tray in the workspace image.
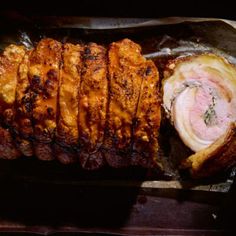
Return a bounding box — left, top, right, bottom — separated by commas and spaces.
0, 14, 236, 235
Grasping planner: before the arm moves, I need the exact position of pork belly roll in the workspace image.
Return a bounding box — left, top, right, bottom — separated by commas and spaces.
163, 54, 236, 177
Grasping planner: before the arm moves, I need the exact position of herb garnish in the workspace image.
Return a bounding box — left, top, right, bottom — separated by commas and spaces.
203, 95, 217, 126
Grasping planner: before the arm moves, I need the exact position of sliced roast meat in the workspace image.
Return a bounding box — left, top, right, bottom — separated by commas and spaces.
103, 39, 145, 168
78, 43, 108, 170
28, 38, 62, 161
132, 60, 161, 168
55, 43, 83, 164
14, 50, 34, 156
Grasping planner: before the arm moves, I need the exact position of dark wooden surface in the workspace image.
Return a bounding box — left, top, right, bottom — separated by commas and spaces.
0, 157, 234, 235
0, 174, 235, 235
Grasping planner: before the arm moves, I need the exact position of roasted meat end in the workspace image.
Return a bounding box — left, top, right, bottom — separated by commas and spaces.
78, 43, 108, 170
103, 38, 146, 167
0, 45, 25, 159
0, 45, 26, 122
28, 38, 62, 160
163, 54, 236, 177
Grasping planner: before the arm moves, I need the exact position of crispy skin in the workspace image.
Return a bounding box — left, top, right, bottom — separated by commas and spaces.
103, 39, 145, 167
181, 123, 236, 178
55, 43, 83, 164
0, 45, 25, 159
28, 38, 62, 161
132, 60, 161, 168
14, 51, 34, 156
78, 43, 108, 170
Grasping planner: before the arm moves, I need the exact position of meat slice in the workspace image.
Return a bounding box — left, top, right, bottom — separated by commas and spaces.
103, 39, 145, 167
28, 38, 62, 161
0, 45, 25, 159
14, 50, 34, 156
132, 60, 161, 168
163, 54, 236, 177
78, 43, 108, 170
55, 43, 83, 164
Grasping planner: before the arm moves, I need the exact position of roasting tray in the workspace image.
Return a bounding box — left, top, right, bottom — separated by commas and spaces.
0, 14, 236, 235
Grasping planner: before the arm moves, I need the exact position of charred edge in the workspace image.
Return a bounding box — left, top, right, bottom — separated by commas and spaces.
77, 45, 85, 152
102, 46, 111, 157
55, 50, 63, 148
131, 65, 146, 162
43, 69, 58, 99
80, 44, 101, 153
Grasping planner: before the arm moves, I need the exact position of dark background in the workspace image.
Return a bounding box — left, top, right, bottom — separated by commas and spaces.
0, 0, 235, 19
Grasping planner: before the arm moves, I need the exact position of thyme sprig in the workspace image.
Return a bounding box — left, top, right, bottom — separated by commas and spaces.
203, 95, 217, 126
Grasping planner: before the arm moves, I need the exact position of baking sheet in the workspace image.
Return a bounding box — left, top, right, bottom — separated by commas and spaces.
0, 15, 236, 235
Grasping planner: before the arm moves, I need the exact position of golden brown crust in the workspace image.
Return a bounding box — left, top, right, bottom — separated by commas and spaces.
78, 43, 108, 170
28, 38, 62, 161
181, 123, 236, 178
132, 60, 162, 168
0, 45, 25, 159
103, 39, 145, 167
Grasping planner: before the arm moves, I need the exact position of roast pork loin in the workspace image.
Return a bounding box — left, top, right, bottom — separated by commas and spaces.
0, 38, 161, 170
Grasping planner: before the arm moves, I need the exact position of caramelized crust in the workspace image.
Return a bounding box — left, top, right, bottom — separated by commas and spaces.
78, 43, 108, 170
55, 43, 83, 164
103, 39, 145, 167
28, 38, 62, 160
0, 45, 25, 159
132, 60, 161, 168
